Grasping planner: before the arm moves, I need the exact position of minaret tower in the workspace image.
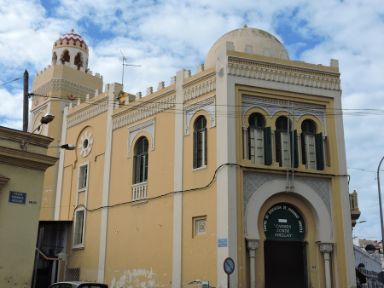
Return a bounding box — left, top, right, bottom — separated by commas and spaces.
30, 30, 103, 219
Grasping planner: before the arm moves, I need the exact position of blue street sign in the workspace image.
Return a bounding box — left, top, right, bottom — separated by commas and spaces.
223, 257, 235, 275
9, 191, 27, 204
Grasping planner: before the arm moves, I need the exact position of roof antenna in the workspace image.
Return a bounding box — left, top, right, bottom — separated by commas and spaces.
120, 50, 141, 89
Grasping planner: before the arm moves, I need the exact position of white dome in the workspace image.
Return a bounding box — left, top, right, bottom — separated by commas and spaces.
205, 27, 289, 68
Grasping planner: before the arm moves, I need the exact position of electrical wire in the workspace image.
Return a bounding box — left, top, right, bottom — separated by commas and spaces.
0, 77, 21, 87
29, 92, 384, 118
67, 162, 349, 220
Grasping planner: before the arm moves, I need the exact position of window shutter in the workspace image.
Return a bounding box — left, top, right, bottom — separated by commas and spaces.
193, 131, 198, 168
315, 133, 324, 170
134, 155, 140, 183
301, 133, 307, 165
144, 154, 148, 181
275, 131, 281, 166
247, 127, 252, 160
264, 127, 272, 165
291, 130, 299, 168
204, 128, 207, 166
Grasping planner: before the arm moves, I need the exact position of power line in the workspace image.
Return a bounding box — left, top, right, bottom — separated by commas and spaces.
0, 77, 21, 87
41, 162, 347, 220
29, 93, 384, 118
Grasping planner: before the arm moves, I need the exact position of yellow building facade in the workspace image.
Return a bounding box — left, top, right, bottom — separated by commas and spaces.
0, 126, 57, 287
31, 28, 356, 287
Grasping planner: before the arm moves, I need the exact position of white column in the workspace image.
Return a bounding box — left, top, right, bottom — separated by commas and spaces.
97, 89, 115, 282
247, 239, 259, 288
172, 69, 187, 288
54, 106, 68, 220
319, 242, 333, 288
216, 42, 238, 288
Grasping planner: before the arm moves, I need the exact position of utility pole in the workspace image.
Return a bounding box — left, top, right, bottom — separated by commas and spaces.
23, 70, 29, 132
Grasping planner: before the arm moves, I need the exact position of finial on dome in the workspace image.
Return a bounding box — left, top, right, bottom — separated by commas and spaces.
243, 24, 248, 28
71, 28, 75, 33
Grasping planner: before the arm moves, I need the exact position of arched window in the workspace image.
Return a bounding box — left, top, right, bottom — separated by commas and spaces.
301, 119, 324, 170
74, 52, 83, 70
52, 52, 57, 65
275, 116, 298, 168
60, 50, 70, 64
248, 113, 272, 165
193, 116, 207, 169
133, 137, 148, 184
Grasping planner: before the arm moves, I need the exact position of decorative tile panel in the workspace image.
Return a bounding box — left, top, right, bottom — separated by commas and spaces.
184, 97, 216, 135
242, 95, 326, 129
243, 172, 331, 214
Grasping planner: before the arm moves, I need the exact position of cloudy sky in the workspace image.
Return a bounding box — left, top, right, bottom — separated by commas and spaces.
1, 0, 384, 240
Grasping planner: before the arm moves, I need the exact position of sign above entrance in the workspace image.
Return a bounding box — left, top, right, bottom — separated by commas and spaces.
263, 203, 305, 241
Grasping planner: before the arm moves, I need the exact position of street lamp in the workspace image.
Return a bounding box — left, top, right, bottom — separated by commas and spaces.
377, 156, 384, 254
32, 113, 55, 133
52, 144, 76, 151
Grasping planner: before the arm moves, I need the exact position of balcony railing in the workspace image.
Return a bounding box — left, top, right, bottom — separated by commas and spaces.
132, 182, 147, 201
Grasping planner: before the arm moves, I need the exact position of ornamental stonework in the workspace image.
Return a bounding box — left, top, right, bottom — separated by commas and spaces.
113, 94, 176, 130
183, 74, 216, 102
228, 58, 340, 91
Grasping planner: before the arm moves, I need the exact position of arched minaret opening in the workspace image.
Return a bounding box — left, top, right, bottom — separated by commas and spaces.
74, 52, 83, 70
52, 52, 57, 65
60, 50, 70, 64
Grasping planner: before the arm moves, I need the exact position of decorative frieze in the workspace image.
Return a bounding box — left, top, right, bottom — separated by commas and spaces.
184, 96, 216, 135
67, 99, 108, 128
228, 58, 340, 91
184, 75, 216, 102
33, 78, 97, 100
113, 94, 175, 130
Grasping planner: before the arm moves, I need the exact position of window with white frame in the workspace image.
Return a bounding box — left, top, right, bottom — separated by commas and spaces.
248, 113, 265, 164
275, 116, 291, 167
193, 116, 207, 169
133, 137, 148, 184
301, 119, 324, 170
73, 208, 85, 247
78, 163, 88, 191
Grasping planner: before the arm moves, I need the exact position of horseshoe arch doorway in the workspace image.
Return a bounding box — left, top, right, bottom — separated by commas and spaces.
263, 203, 308, 288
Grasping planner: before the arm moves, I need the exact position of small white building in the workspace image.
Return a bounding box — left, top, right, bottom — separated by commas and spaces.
354, 244, 384, 287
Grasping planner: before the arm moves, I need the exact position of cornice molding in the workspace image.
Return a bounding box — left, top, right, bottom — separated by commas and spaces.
0, 146, 57, 171
228, 57, 340, 91
0, 126, 53, 148
113, 94, 176, 130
